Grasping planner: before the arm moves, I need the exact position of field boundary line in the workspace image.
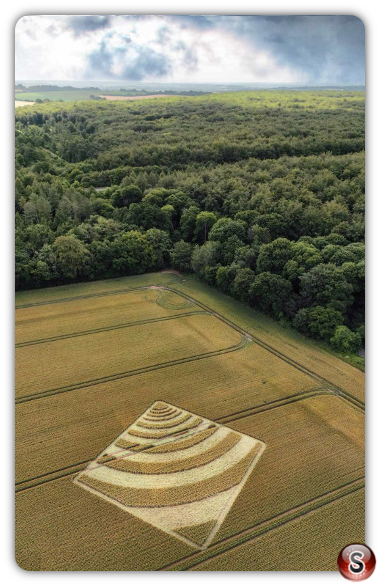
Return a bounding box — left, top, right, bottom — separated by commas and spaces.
159, 477, 365, 571
15, 311, 205, 348
165, 286, 365, 412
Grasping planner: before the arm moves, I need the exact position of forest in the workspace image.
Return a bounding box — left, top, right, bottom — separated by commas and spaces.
15, 90, 365, 356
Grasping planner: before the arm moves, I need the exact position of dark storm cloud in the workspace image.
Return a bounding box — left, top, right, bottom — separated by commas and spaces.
78, 15, 364, 84
121, 47, 172, 80
169, 15, 365, 84
230, 15, 364, 83
66, 16, 112, 37
86, 40, 171, 81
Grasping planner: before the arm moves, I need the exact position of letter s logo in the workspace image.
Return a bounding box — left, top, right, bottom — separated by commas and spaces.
349, 551, 365, 574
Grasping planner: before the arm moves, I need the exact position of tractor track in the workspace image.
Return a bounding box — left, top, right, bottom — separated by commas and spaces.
165, 286, 365, 412
159, 476, 365, 571
15, 311, 205, 348
15, 333, 251, 404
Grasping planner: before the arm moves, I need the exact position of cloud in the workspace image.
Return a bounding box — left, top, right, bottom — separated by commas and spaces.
85, 38, 171, 80
15, 15, 365, 84
66, 15, 111, 37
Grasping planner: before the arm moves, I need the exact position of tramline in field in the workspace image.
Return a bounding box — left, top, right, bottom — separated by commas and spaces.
15, 272, 365, 571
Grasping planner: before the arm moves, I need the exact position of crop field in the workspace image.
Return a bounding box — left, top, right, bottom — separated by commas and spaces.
15, 89, 103, 102
15, 272, 365, 571
98, 94, 181, 101
14, 90, 186, 103
15, 100, 35, 108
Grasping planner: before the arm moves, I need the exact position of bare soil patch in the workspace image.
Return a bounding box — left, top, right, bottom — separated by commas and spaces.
15, 100, 35, 108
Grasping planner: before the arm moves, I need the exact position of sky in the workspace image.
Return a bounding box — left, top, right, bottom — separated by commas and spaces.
15, 15, 365, 85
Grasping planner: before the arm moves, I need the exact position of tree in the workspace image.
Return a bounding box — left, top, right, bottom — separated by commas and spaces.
256, 238, 292, 274
249, 272, 294, 317
248, 224, 271, 246
209, 218, 246, 243
194, 211, 217, 243
170, 241, 193, 272
232, 268, 255, 302
112, 185, 142, 208
330, 326, 362, 353
53, 235, 91, 279
110, 231, 154, 275
145, 228, 172, 269
191, 241, 221, 275
293, 306, 344, 340
221, 236, 245, 265
179, 206, 199, 241
24, 224, 55, 251
215, 265, 238, 294
283, 241, 322, 283
299, 264, 354, 313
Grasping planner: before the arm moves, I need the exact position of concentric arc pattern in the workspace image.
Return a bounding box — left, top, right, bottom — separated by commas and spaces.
74, 401, 266, 550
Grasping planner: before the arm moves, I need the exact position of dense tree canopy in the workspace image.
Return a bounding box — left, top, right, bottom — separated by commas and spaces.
15, 90, 365, 355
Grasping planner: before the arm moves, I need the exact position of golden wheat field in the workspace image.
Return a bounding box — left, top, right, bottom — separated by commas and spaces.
15, 272, 365, 571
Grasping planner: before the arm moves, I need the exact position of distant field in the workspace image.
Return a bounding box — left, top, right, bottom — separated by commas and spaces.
15, 272, 364, 570
15, 90, 186, 103
15, 89, 103, 102
99, 94, 181, 101
15, 100, 35, 108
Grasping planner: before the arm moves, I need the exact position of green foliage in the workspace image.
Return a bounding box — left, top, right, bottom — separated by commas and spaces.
112, 185, 142, 208
209, 218, 246, 243
330, 325, 362, 353
53, 235, 91, 279
232, 268, 256, 302
299, 263, 354, 313
294, 306, 344, 340
170, 241, 193, 272
191, 241, 221, 275
256, 238, 293, 274
195, 212, 217, 243
249, 272, 294, 318
215, 265, 238, 294
14, 90, 365, 353
110, 231, 154, 275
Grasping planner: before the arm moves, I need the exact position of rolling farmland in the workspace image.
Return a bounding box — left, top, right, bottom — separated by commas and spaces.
15, 272, 365, 571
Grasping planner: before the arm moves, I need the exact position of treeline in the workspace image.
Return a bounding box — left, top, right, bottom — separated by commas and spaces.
105, 89, 210, 96
15, 84, 99, 92
15, 91, 365, 355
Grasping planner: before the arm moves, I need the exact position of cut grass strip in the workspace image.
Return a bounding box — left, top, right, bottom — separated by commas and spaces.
145, 427, 218, 454
136, 413, 192, 430
142, 411, 183, 422
114, 439, 141, 450
127, 417, 203, 439
104, 432, 241, 474
176, 520, 217, 547
78, 444, 261, 507
148, 408, 178, 416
